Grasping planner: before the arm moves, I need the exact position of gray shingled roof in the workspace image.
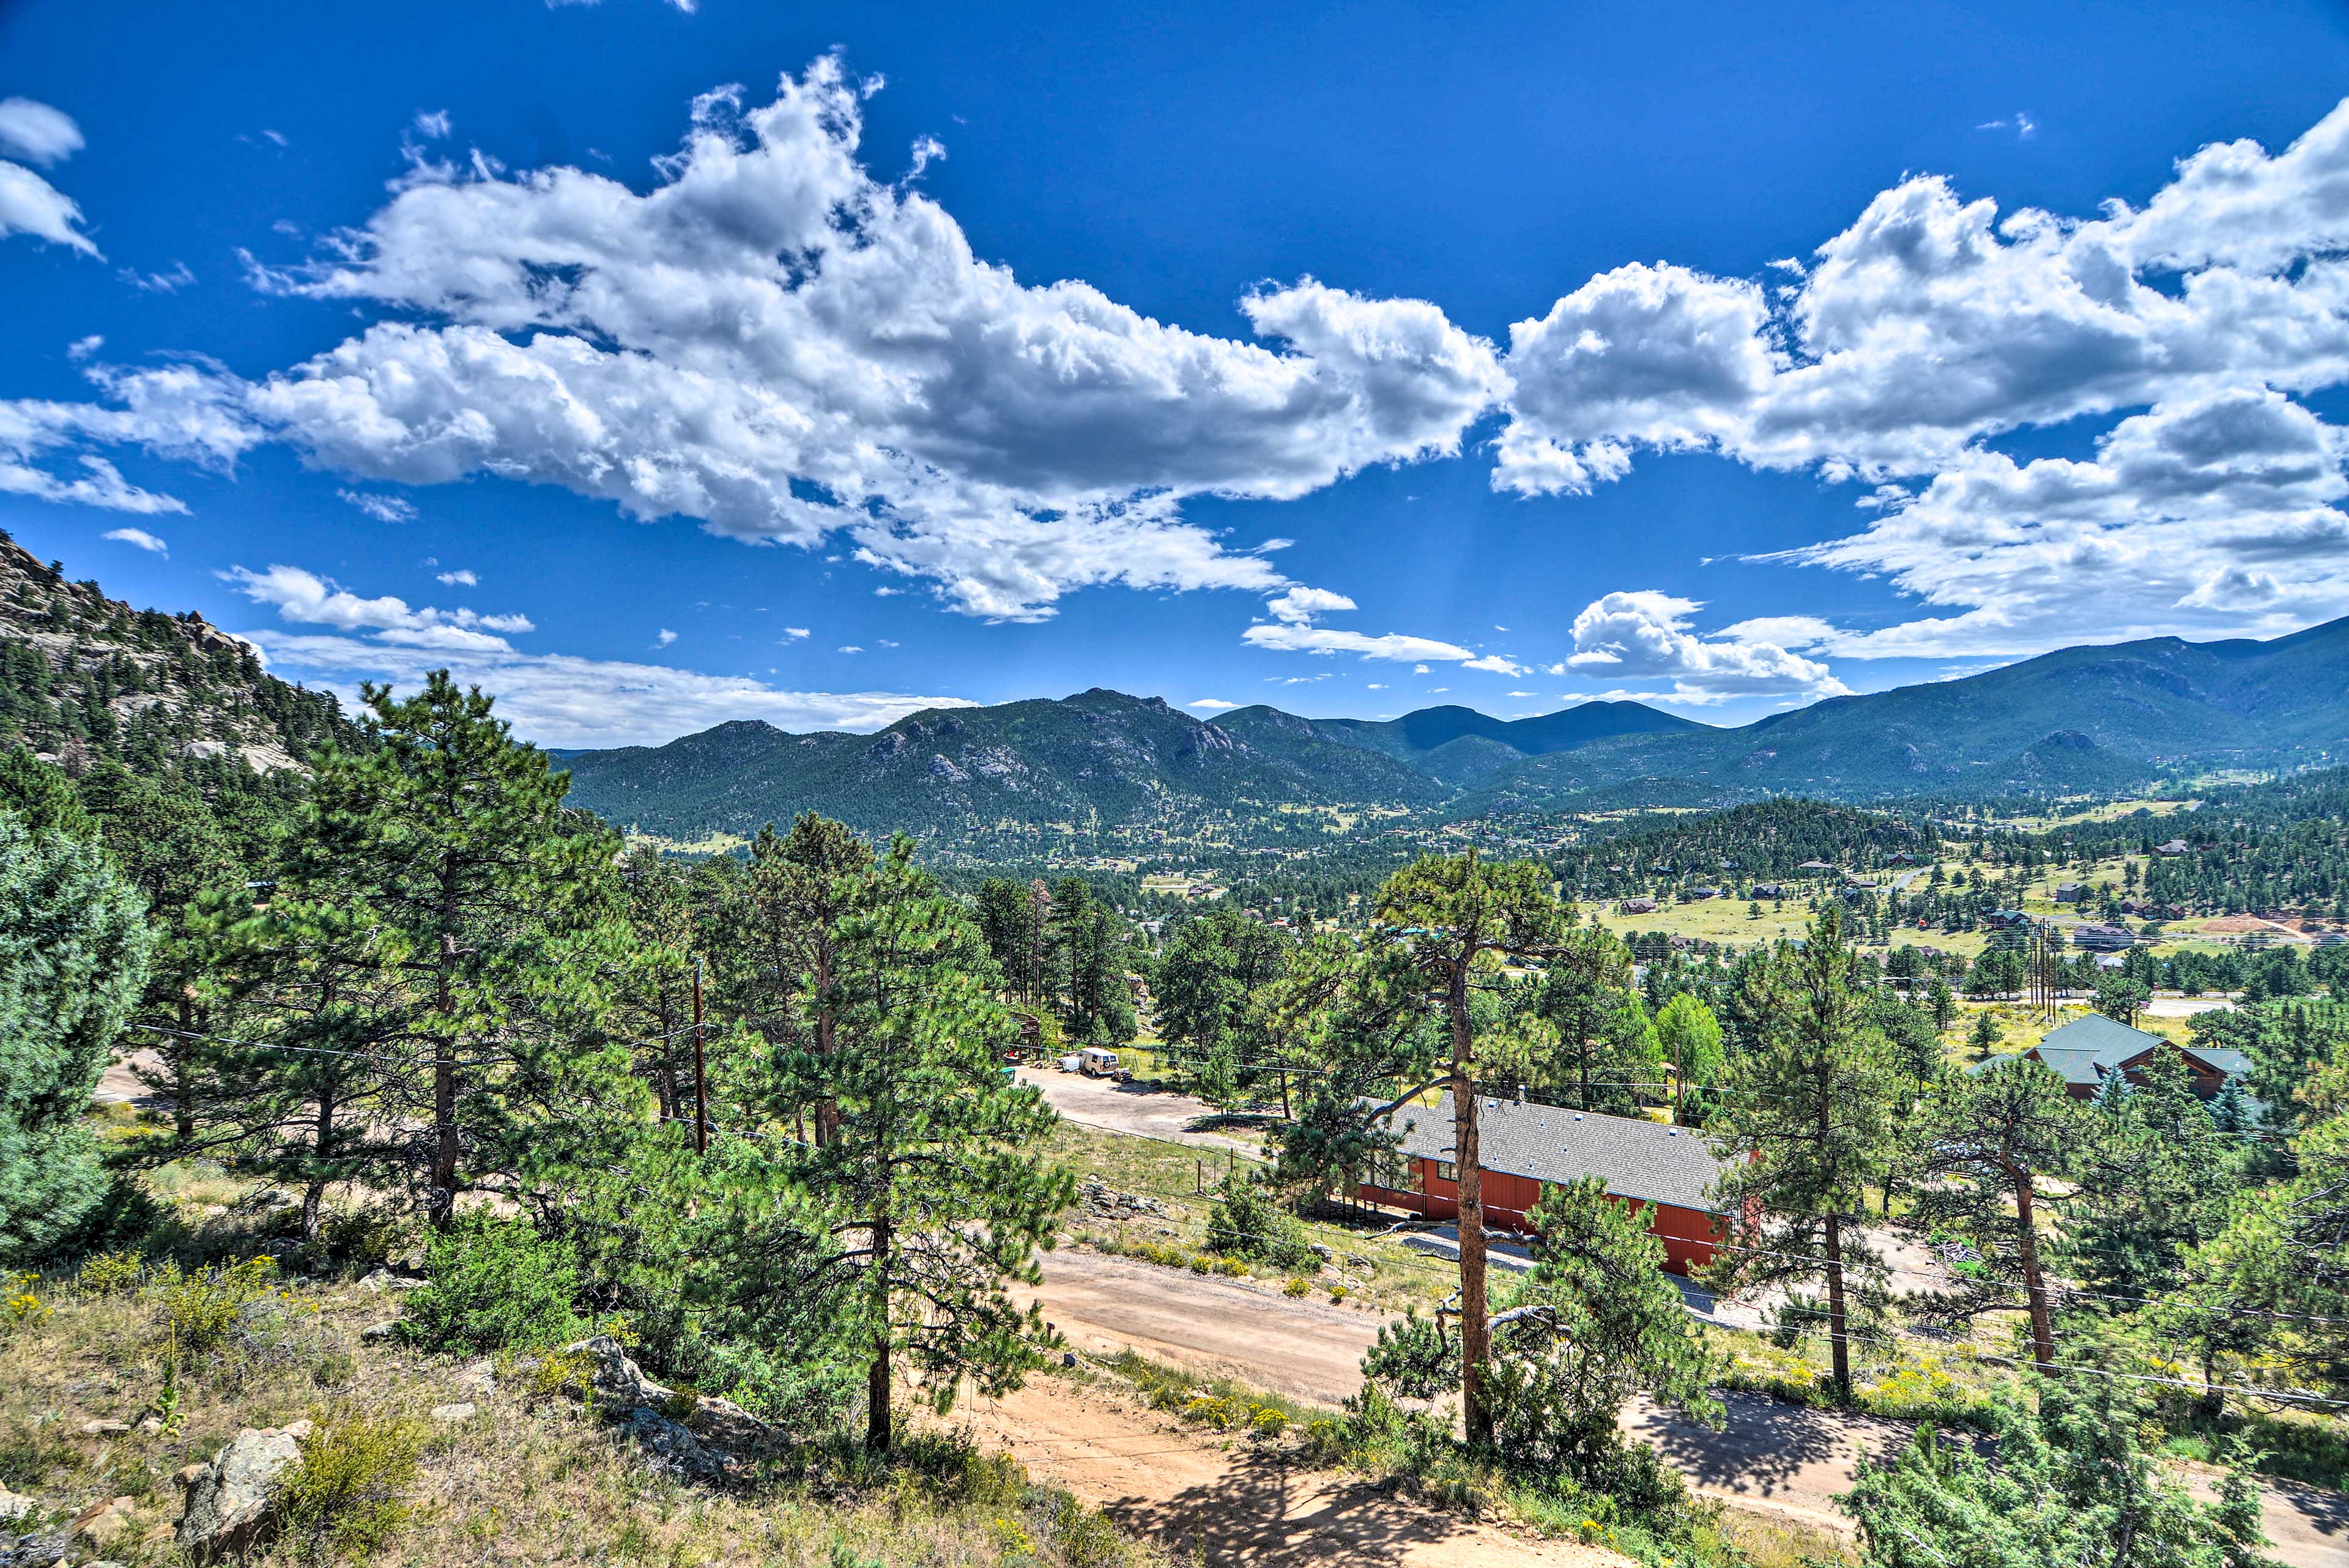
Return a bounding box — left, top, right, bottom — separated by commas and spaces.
1970, 1013, 2255, 1089
1371, 1090, 1731, 1213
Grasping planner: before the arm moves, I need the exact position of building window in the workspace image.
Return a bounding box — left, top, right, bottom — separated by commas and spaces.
1433, 1159, 1456, 1183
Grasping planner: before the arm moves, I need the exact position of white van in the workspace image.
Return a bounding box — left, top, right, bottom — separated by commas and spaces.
1078, 1047, 1121, 1078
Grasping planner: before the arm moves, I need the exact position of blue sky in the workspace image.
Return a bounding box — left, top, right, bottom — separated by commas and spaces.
7, 0, 2349, 746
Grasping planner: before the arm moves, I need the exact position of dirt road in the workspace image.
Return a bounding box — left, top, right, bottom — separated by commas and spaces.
1030, 1248, 1382, 1406
1032, 1246, 2349, 1564
1022, 1063, 1266, 1154
956, 1376, 1625, 1568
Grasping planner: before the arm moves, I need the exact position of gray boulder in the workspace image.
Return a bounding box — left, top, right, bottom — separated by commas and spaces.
560, 1337, 769, 1476
174, 1420, 311, 1563
6, 1530, 68, 1567
625, 1408, 721, 1482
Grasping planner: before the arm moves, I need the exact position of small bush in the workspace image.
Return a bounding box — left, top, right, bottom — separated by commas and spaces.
1282, 1276, 1310, 1298
1205, 1176, 1321, 1271
75, 1250, 144, 1296
398, 1214, 581, 1354
155, 1255, 278, 1350
1327, 1285, 1348, 1303
275, 1415, 423, 1563
1041, 1488, 1124, 1568
2, 1270, 48, 1329
1213, 1257, 1246, 1276
519, 1345, 598, 1401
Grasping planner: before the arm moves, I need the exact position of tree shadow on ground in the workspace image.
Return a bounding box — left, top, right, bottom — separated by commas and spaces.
1099, 1444, 1481, 1567
2269, 1476, 2349, 1538
1628, 1391, 1897, 1500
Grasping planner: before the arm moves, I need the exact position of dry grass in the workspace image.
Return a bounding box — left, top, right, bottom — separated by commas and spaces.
0, 1256, 1158, 1568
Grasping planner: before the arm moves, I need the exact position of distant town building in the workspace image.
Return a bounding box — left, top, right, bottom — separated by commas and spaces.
2156, 839, 2192, 856
2055, 881, 2089, 902
1619, 897, 1660, 915
2071, 923, 2133, 952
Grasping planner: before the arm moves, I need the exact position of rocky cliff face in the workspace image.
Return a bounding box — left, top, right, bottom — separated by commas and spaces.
0, 530, 358, 777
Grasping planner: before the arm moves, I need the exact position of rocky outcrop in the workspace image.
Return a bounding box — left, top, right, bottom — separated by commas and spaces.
174, 1420, 311, 1562
558, 1337, 770, 1481
1077, 1177, 1167, 1220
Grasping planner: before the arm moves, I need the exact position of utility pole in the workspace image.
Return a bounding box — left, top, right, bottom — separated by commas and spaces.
692, 954, 708, 1155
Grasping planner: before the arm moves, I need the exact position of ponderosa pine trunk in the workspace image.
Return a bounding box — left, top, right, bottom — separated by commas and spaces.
2010, 1163, 2057, 1374
866, 1208, 894, 1452
1453, 955, 1493, 1447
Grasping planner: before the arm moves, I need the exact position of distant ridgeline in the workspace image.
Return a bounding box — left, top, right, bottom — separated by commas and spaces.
0, 530, 361, 783
559, 615, 2349, 856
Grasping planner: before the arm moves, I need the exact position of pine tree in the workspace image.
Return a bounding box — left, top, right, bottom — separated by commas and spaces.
185, 889, 412, 1242
1535, 923, 1658, 1115
1155, 906, 1294, 1111
740, 813, 878, 1147
760, 840, 1072, 1451
1705, 906, 1902, 1400
2062, 1045, 2241, 1302
1905, 1055, 2083, 1372
295, 672, 634, 1227
1367, 851, 1567, 1447
1844, 1374, 2274, 1567
0, 806, 152, 1263
1486, 1176, 1721, 1474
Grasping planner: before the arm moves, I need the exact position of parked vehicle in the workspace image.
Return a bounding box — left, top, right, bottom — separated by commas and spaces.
1078, 1046, 1121, 1077
1058, 1054, 1083, 1073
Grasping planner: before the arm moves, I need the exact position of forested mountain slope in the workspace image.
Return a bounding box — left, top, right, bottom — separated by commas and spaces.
557, 687, 1443, 856
0, 529, 359, 778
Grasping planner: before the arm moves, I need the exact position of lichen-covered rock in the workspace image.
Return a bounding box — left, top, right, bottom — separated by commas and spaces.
0, 1488, 32, 1523
174, 1420, 311, 1563
625, 1408, 721, 1482
557, 1337, 770, 1478
562, 1336, 660, 1410
6, 1529, 69, 1567
681, 1393, 757, 1447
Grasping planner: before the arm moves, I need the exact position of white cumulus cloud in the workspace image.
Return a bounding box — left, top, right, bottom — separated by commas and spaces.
0, 98, 84, 166
221, 563, 533, 653
1565, 590, 1846, 698
103, 526, 168, 555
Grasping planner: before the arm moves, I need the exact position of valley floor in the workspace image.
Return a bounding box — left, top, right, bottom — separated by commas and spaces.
1022, 1068, 2349, 1567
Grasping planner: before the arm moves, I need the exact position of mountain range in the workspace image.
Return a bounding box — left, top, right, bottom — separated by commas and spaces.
11, 531, 2344, 856
555, 617, 2349, 851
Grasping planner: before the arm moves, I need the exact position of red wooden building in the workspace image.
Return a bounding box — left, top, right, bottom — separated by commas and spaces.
1354, 1090, 1731, 1276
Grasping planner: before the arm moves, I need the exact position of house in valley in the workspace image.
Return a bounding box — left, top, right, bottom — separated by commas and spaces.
1354, 1090, 1732, 1275
1981, 1013, 2254, 1103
